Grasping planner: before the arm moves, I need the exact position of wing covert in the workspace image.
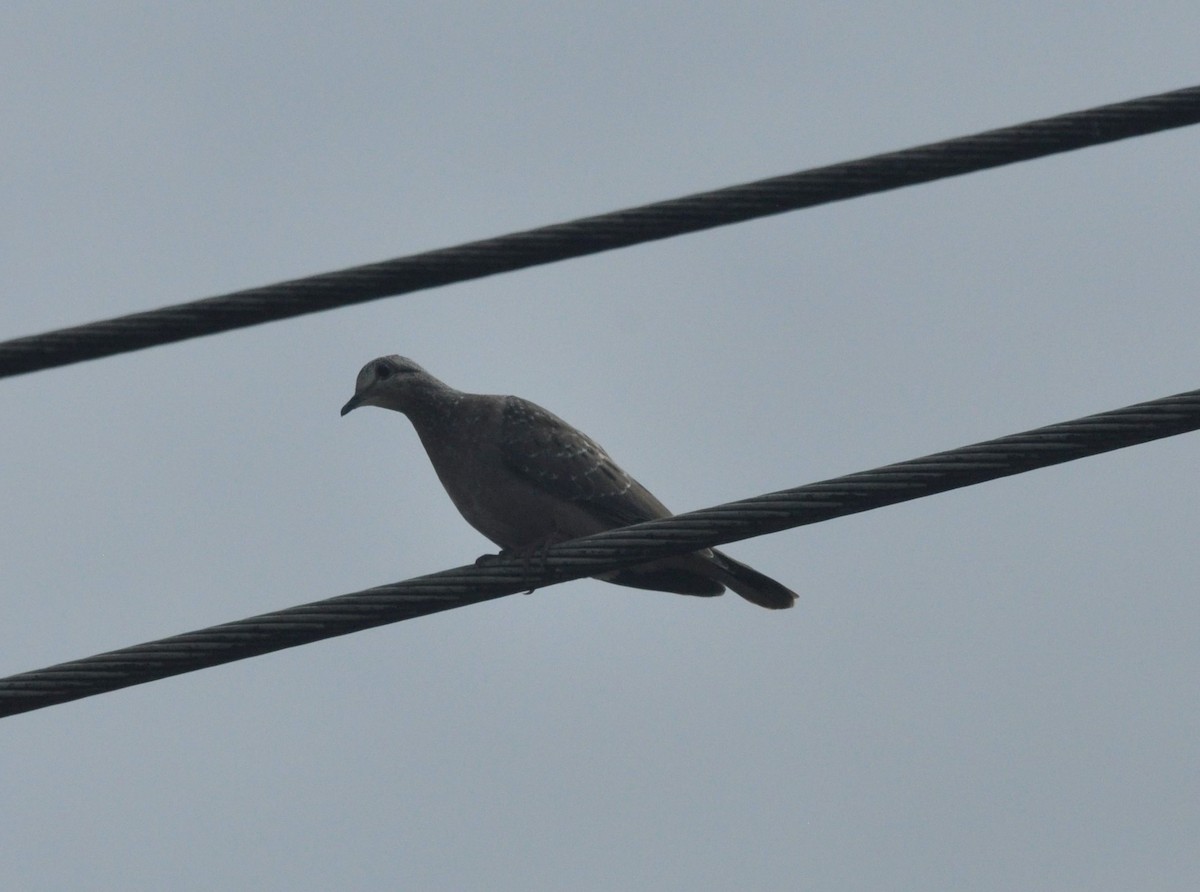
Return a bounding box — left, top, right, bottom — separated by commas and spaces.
498, 396, 670, 529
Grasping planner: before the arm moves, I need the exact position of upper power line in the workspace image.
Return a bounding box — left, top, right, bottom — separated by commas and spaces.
1, 84, 1198, 380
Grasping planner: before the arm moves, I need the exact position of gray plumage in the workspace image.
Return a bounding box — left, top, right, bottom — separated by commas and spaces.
340, 355, 796, 610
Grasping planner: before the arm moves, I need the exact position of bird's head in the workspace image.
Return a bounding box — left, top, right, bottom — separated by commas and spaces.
340, 355, 442, 416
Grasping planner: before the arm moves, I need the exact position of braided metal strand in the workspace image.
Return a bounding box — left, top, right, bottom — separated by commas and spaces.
3, 386, 1199, 718
3, 85, 1199, 379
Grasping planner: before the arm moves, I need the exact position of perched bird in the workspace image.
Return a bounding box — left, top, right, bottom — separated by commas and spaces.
341, 356, 796, 609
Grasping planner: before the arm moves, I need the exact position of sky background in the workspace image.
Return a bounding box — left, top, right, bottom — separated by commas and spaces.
2, 4, 1199, 890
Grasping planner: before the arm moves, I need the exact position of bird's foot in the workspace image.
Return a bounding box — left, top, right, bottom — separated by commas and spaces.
480, 537, 564, 594
472, 547, 539, 593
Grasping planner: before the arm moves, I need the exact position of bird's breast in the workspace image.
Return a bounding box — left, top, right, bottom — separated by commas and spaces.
417, 430, 606, 551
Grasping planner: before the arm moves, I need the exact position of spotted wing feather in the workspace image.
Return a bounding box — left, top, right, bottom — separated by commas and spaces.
498, 396, 670, 529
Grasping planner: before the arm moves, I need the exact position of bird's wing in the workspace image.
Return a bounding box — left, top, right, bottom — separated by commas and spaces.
498, 396, 671, 529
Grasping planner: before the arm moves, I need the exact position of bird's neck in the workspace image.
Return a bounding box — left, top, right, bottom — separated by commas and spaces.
402, 386, 468, 436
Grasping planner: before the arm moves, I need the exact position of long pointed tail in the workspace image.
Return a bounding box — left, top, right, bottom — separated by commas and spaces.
708, 550, 798, 610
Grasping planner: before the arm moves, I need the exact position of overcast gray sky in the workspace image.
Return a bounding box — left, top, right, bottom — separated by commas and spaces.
3, 4, 1199, 890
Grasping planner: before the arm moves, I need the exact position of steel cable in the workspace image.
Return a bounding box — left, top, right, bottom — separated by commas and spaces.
2, 84, 1199, 379
3, 385, 1199, 718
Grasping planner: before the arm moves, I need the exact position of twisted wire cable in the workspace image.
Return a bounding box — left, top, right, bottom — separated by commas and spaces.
3, 385, 1199, 718
3, 84, 1199, 379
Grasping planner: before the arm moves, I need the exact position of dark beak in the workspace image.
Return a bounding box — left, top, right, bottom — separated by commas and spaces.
340, 393, 365, 416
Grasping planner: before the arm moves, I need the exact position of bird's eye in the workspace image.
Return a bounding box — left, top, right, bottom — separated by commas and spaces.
375, 362, 393, 381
